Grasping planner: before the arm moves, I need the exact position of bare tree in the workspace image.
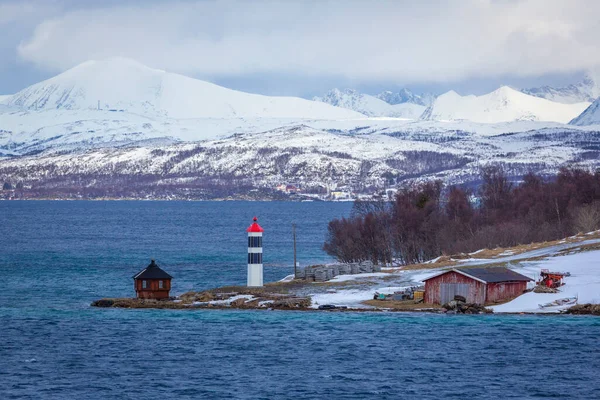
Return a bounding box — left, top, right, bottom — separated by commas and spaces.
573, 202, 600, 233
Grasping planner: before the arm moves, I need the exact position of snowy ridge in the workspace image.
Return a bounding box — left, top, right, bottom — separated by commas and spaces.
376, 89, 434, 107
522, 73, 600, 104
4, 57, 363, 120
422, 86, 590, 123
314, 88, 425, 119
569, 97, 600, 126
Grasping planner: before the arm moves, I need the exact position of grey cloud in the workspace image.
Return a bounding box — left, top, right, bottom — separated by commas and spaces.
9, 0, 600, 86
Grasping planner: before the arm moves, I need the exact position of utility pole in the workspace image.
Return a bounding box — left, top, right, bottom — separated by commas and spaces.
292, 223, 297, 278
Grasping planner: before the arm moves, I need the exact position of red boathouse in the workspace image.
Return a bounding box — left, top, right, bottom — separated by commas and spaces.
133, 259, 173, 299
423, 267, 532, 305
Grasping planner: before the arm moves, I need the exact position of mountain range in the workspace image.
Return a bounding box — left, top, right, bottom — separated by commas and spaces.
522, 73, 600, 104
314, 79, 596, 122
375, 89, 435, 107
421, 86, 589, 124
1, 57, 599, 199
313, 89, 426, 119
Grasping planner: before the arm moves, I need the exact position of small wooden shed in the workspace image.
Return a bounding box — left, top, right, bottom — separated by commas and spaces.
423, 267, 532, 305
133, 259, 173, 299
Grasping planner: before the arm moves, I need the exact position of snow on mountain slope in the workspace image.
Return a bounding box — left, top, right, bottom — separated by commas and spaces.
3, 106, 595, 156
5, 58, 364, 119
0, 95, 11, 104
522, 74, 600, 104
376, 89, 435, 107
569, 97, 600, 126
3, 123, 600, 200
422, 86, 590, 124
314, 89, 425, 119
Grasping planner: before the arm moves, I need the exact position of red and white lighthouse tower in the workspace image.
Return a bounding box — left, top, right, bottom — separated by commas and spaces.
246, 216, 264, 287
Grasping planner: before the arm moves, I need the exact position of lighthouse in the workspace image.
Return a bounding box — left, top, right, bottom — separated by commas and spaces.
246, 216, 264, 287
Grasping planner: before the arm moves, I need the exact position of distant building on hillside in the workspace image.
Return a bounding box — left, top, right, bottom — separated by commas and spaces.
423, 267, 532, 305
275, 184, 301, 194
133, 259, 173, 299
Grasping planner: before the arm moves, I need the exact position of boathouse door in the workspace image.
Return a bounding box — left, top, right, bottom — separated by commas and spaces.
440, 283, 470, 304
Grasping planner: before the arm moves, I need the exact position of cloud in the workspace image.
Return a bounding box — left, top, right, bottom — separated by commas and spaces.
15, 0, 600, 84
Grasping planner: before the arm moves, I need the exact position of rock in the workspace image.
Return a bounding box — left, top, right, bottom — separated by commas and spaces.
231, 298, 247, 307
454, 295, 467, 303
178, 291, 197, 302
567, 303, 600, 315
271, 297, 311, 309
318, 304, 337, 310
442, 301, 491, 314
533, 285, 558, 294
196, 292, 215, 302
91, 299, 114, 307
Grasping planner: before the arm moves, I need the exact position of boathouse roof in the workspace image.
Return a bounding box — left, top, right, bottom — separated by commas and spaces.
133, 259, 173, 280
423, 267, 532, 284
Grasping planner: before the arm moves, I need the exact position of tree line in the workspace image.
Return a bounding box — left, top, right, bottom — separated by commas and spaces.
323, 167, 600, 265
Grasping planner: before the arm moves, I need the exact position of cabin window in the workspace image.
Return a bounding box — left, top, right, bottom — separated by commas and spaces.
142, 280, 147, 289
159, 280, 164, 289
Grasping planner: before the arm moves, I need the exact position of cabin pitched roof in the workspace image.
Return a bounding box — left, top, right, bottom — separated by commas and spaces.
133, 260, 173, 280
423, 267, 532, 284
458, 267, 533, 283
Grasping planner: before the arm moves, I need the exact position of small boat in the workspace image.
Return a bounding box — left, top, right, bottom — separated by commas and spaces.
538, 296, 577, 309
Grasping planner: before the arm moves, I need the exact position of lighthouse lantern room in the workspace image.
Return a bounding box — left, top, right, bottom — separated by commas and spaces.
247, 217, 264, 287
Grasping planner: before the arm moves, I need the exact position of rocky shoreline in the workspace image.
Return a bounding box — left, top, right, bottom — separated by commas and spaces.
565, 304, 600, 315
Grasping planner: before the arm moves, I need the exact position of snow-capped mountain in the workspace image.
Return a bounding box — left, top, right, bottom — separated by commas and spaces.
570, 97, 600, 126
4, 57, 363, 120
0, 95, 11, 104
421, 86, 590, 124
313, 88, 425, 119
376, 89, 435, 107
522, 73, 600, 104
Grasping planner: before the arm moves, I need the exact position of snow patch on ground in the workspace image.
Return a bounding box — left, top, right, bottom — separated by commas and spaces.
193, 294, 255, 306
326, 272, 391, 282
310, 290, 375, 309
491, 250, 600, 313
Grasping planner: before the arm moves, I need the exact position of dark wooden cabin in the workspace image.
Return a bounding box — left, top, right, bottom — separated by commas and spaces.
423, 267, 532, 305
133, 259, 173, 299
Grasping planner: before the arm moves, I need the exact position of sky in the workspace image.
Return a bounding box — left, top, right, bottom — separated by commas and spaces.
1, 0, 599, 98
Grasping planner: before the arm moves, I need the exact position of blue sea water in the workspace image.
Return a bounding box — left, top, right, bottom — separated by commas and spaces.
1, 201, 599, 400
